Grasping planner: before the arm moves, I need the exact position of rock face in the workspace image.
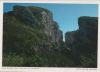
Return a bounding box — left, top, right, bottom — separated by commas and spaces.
65, 16, 98, 67
65, 30, 79, 48
9, 6, 63, 45
3, 6, 64, 66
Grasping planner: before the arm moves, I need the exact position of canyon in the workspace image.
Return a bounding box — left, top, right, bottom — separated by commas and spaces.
3, 6, 98, 67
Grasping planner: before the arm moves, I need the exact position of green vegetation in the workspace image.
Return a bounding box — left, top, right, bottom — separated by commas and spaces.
3, 6, 97, 67
3, 13, 74, 67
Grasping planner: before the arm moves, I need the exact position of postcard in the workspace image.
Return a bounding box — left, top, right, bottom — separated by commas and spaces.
0, 0, 99, 72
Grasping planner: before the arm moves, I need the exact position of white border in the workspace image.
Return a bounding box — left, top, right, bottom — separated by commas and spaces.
0, 0, 99, 72
0, 0, 99, 3
0, 1, 3, 72
0, 0, 99, 4
98, 1, 100, 70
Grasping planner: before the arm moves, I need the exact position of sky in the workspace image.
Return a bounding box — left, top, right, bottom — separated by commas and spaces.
3, 3, 98, 41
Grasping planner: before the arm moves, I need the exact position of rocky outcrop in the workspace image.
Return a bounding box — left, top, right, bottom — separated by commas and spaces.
65, 30, 79, 47
65, 16, 98, 66
6, 5, 63, 45
3, 6, 65, 67
65, 16, 98, 51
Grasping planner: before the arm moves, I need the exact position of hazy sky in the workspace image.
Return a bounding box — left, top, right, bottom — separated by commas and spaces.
4, 3, 98, 41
